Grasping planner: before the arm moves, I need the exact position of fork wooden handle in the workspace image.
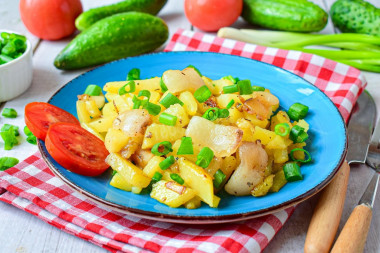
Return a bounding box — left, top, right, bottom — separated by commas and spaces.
330, 203, 372, 253
304, 161, 350, 253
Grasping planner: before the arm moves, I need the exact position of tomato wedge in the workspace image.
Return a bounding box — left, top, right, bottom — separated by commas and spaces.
45, 122, 109, 176
25, 102, 80, 141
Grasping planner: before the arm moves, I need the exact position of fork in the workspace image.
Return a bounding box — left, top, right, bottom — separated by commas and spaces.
331, 119, 380, 253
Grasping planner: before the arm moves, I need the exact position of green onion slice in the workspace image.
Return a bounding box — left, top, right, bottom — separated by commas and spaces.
84, 84, 102, 96
160, 93, 184, 108
222, 75, 239, 84
151, 141, 173, 156
132, 95, 143, 109
0, 127, 18, 150
2, 124, 19, 136
223, 84, 239, 94
274, 123, 290, 137
127, 68, 140, 81
170, 173, 185, 185
287, 103, 309, 121
2, 108, 17, 118
283, 162, 303, 182
289, 125, 308, 143
152, 171, 163, 181
226, 99, 235, 109
194, 85, 212, 103
160, 77, 168, 92
159, 156, 175, 170
112, 170, 117, 176
252, 86, 265, 92
237, 80, 253, 95
159, 113, 177, 126
118, 81, 136, 95
290, 148, 312, 163
196, 147, 214, 168
0, 157, 19, 171
202, 108, 219, 121
213, 169, 226, 188
26, 135, 37, 145
177, 137, 194, 155
138, 90, 151, 102
186, 64, 202, 76
218, 109, 230, 118
143, 102, 161, 116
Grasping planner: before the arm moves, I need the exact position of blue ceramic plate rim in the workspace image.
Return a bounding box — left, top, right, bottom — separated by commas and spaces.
38, 51, 347, 224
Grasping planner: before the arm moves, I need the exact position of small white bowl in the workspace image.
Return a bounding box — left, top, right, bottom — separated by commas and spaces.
0, 31, 33, 102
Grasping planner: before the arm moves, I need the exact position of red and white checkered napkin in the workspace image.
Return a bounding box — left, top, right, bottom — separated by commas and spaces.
0, 29, 366, 253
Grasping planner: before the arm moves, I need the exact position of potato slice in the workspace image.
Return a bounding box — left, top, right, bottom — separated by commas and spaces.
151, 180, 196, 208
185, 116, 243, 157
142, 123, 186, 149
161, 68, 204, 94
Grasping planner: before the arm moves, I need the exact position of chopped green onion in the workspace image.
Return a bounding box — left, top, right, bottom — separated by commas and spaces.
194, 85, 212, 103
252, 86, 265, 92
283, 162, 303, 182
202, 108, 219, 121
1, 126, 18, 150
196, 147, 214, 168
151, 141, 173, 156
289, 125, 308, 143
218, 109, 230, 118
274, 123, 290, 137
2, 124, 19, 136
238, 80, 253, 95
160, 77, 168, 92
127, 68, 140, 80
118, 81, 136, 95
160, 93, 184, 108
177, 137, 194, 155
223, 84, 239, 94
23, 126, 32, 136
2, 108, 17, 118
213, 169, 226, 188
140, 181, 154, 194
186, 64, 202, 76
152, 171, 163, 181
0, 157, 19, 171
26, 135, 37, 145
143, 102, 161, 116
132, 95, 143, 109
159, 155, 175, 170
288, 103, 309, 121
112, 170, 117, 176
170, 173, 185, 185
159, 112, 177, 126
0, 54, 13, 64
84, 84, 102, 96
222, 75, 239, 84
138, 90, 151, 101
226, 99, 235, 109
290, 148, 312, 163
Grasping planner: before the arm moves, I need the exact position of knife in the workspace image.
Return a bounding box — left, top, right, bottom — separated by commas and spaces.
304, 90, 377, 253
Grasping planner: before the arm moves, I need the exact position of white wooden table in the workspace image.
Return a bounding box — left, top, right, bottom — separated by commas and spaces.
0, 1, 379, 252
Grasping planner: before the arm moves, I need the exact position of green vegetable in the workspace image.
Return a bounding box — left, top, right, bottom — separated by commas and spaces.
119, 81, 136, 95
0, 157, 19, 171
289, 125, 308, 143
0, 32, 27, 65
2, 124, 19, 136
2, 108, 17, 118
186, 65, 202, 76
54, 12, 169, 70
331, 0, 380, 37
127, 68, 140, 81
151, 141, 173, 156
288, 103, 309, 121
196, 147, 214, 168
213, 169, 226, 188
1, 125, 18, 150
202, 108, 219, 121
290, 148, 312, 163
274, 123, 290, 137
217, 27, 380, 72
84, 85, 102, 96
194, 85, 212, 103
237, 80, 253, 95
152, 171, 163, 181
160, 93, 184, 108
159, 112, 177, 126
283, 162, 302, 182
223, 84, 239, 94
226, 99, 235, 109
241, 0, 328, 32
159, 156, 175, 170
170, 173, 184, 185
177, 137, 194, 155
75, 0, 168, 31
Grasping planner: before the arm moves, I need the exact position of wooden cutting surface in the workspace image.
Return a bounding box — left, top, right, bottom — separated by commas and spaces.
0, 0, 379, 252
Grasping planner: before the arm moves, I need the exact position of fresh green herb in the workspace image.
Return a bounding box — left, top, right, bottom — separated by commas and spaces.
127, 68, 140, 80
2, 124, 19, 136
23, 126, 37, 145
196, 147, 214, 168
283, 162, 303, 182
112, 170, 117, 176
0, 157, 19, 171
226, 99, 235, 109
290, 148, 312, 163
274, 123, 290, 137
138, 90, 151, 101
202, 108, 219, 121
252, 86, 266, 92
213, 169, 226, 188
152, 171, 163, 181
177, 137, 194, 155
159, 156, 175, 170
222, 75, 239, 84
118, 81, 136, 95
160, 93, 184, 108
170, 173, 185, 185
84, 84, 102, 96
1, 125, 18, 150
160, 77, 168, 92
218, 109, 230, 118
289, 125, 308, 143
159, 112, 177, 126
0, 32, 27, 65
194, 85, 212, 103
151, 141, 173, 156
237, 80, 253, 95
186, 64, 202, 76
2, 108, 17, 118
143, 102, 161, 116
223, 84, 239, 94
287, 103, 309, 121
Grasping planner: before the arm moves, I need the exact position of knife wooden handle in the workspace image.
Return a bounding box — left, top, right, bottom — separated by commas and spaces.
331, 203, 372, 253
304, 161, 350, 253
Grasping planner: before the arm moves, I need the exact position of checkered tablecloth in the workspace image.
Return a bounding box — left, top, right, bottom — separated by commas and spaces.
0, 29, 366, 253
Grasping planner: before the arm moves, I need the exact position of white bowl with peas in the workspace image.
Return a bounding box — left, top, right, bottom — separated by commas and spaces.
0, 31, 33, 102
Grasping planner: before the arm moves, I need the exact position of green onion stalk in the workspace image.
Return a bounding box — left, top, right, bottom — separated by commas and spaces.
217, 27, 380, 73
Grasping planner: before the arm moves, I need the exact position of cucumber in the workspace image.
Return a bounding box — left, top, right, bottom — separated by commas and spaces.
331, 0, 380, 37
241, 0, 328, 32
54, 12, 168, 70
75, 0, 168, 31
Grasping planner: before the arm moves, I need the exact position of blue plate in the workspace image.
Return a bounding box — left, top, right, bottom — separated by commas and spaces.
39, 52, 347, 224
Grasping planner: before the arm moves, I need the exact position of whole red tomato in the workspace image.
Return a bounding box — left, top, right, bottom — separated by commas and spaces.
19, 0, 83, 40
184, 0, 243, 32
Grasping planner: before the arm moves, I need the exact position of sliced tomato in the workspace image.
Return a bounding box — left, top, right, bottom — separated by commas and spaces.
45, 122, 109, 176
25, 102, 80, 141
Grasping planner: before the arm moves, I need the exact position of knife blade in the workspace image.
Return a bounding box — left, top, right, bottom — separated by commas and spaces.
304, 90, 377, 253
